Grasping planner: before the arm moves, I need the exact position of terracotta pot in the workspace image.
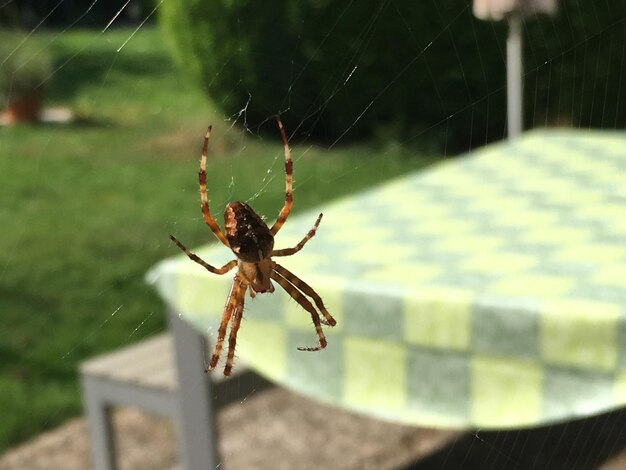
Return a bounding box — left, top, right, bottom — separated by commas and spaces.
4, 89, 42, 124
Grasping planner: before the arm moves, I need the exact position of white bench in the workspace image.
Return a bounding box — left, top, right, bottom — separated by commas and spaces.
80, 310, 271, 470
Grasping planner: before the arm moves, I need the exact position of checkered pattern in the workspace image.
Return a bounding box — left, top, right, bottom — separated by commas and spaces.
148, 130, 626, 429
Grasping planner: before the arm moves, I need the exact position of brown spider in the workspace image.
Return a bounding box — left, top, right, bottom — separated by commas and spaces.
170, 118, 336, 376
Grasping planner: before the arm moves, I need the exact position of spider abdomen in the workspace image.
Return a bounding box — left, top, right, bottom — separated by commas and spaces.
224, 201, 274, 262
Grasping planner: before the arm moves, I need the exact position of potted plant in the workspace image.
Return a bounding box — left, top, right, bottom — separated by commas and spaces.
0, 32, 52, 124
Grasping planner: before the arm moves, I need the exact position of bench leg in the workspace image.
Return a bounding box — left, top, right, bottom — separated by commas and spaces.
82, 376, 116, 470
168, 308, 220, 469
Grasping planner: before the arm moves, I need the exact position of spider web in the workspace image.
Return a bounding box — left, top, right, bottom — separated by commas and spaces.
1, 0, 625, 468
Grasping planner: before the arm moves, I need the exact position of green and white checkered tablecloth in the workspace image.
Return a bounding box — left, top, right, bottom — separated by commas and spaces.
148, 130, 626, 429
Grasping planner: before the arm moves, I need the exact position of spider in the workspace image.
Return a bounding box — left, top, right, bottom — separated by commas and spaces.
170, 118, 336, 376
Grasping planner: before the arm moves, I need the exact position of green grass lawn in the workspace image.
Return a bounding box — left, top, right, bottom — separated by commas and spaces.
0, 27, 435, 451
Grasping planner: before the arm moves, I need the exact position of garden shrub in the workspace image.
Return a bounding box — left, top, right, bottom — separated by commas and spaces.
524, 0, 626, 129
160, 0, 624, 151
0, 0, 156, 27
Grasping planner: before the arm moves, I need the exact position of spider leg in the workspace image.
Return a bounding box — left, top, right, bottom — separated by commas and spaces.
199, 125, 231, 247
207, 275, 246, 372
224, 289, 246, 376
271, 213, 323, 257
270, 269, 327, 351
273, 262, 336, 327
270, 117, 293, 235
169, 235, 237, 275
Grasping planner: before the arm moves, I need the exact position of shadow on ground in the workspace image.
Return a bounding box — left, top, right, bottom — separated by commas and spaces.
405, 408, 626, 469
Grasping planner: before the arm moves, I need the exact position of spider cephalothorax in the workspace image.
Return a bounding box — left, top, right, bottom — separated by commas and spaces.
170, 118, 336, 376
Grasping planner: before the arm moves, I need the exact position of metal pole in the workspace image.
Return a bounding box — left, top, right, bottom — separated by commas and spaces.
507, 14, 523, 139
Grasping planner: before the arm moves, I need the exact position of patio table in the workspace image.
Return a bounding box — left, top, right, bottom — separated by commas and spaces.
148, 130, 626, 437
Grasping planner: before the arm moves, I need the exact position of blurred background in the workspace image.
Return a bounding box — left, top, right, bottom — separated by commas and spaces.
0, 0, 625, 467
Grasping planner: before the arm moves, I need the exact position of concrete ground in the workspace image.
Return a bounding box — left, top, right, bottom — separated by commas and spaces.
1, 385, 625, 470
0, 386, 459, 470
